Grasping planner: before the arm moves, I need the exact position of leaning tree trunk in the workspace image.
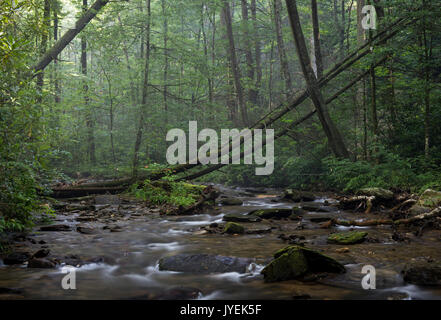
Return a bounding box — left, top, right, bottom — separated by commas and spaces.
285, 0, 349, 158
33, 0, 109, 76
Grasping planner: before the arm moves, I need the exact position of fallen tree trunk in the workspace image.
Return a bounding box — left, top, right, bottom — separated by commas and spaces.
330, 207, 441, 227
50, 186, 126, 198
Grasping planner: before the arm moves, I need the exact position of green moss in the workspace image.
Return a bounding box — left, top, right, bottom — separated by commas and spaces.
327, 231, 368, 245
223, 222, 245, 234
262, 245, 345, 282
129, 180, 207, 207
418, 189, 441, 207
262, 248, 308, 282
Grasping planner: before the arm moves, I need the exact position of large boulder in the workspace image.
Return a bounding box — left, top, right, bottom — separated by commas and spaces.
223, 222, 245, 234
402, 260, 441, 286
283, 189, 315, 202
409, 189, 441, 215
223, 213, 261, 223
248, 208, 293, 219
158, 254, 252, 274
327, 231, 368, 245
261, 246, 345, 282
356, 188, 394, 200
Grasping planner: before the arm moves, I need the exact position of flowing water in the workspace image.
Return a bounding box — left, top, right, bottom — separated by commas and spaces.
1, 185, 441, 300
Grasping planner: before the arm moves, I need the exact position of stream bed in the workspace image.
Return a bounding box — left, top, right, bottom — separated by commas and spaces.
1, 185, 441, 300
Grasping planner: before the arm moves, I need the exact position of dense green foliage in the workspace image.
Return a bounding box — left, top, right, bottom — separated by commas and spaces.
1, 0, 440, 231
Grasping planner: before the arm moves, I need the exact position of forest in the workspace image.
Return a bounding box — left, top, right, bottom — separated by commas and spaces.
1, 0, 441, 301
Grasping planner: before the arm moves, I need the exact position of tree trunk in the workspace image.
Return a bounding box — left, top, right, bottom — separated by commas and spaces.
222, 0, 249, 127
251, 0, 262, 98
273, 0, 292, 94
36, 0, 51, 103
285, 0, 349, 158
162, 0, 169, 122
311, 0, 323, 79
53, 1, 60, 104
81, 0, 96, 165
132, 0, 152, 177
240, 0, 257, 105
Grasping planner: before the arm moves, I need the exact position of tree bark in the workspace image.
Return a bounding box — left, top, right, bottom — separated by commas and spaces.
251, 0, 262, 98
285, 0, 349, 158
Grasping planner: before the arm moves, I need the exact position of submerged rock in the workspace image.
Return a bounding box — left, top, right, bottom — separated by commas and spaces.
223, 213, 261, 223
402, 260, 441, 286
261, 245, 345, 282
248, 208, 293, 219
356, 188, 394, 200
219, 198, 243, 206
158, 254, 252, 274
327, 231, 368, 245
223, 222, 245, 234
283, 189, 315, 202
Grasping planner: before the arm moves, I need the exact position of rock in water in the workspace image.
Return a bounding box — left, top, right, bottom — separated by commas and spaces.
402, 261, 441, 286
219, 198, 243, 206
248, 208, 293, 219
32, 249, 50, 259
223, 222, 245, 234
3, 252, 30, 265
28, 258, 56, 268
327, 231, 368, 245
261, 246, 345, 282
40, 224, 71, 232
356, 188, 394, 200
283, 189, 315, 202
223, 213, 261, 223
158, 254, 252, 274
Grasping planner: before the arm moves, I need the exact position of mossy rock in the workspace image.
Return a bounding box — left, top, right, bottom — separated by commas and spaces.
283, 189, 316, 202
248, 208, 293, 219
408, 189, 441, 216
223, 213, 261, 223
327, 231, 368, 245
223, 222, 245, 234
219, 198, 243, 206
356, 188, 394, 200
261, 245, 345, 282
417, 189, 441, 208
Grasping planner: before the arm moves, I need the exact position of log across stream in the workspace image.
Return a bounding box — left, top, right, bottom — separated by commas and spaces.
1, 185, 441, 300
